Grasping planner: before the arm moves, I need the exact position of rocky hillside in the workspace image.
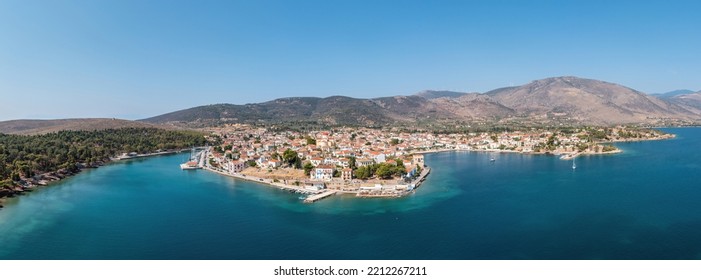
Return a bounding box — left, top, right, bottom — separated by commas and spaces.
485, 77, 697, 124
667, 91, 701, 112
141, 76, 701, 127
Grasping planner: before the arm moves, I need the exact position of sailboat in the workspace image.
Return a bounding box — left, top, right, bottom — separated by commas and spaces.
180, 147, 201, 170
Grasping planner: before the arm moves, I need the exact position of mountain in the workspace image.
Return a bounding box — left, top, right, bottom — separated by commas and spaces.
651, 89, 695, 99
668, 91, 701, 111
415, 90, 470, 99
0, 118, 161, 135
142, 76, 701, 127
430, 93, 515, 119
484, 76, 697, 125
142, 97, 397, 126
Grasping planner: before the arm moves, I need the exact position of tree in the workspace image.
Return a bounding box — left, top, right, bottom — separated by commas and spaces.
213, 146, 224, 154
348, 156, 356, 170
354, 166, 370, 180
375, 164, 394, 179
390, 138, 400, 145
294, 157, 302, 169
305, 136, 316, 145
303, 162, 314, 176
11, 171, 20, 181
282, 149, 298, 167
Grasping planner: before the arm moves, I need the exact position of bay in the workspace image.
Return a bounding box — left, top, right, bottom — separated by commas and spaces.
1, 128, 700, 259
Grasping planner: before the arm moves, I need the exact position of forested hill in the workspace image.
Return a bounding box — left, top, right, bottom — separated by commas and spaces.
0, 127, 206, 193
0, 118, 161, 135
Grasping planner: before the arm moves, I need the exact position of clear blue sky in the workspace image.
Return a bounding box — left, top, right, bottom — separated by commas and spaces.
1, 0, 700, 121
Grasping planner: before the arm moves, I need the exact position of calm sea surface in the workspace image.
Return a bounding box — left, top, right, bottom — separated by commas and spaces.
1, 128, 700, 259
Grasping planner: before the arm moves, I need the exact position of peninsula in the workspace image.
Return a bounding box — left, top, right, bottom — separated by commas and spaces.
192, 124, 673, 202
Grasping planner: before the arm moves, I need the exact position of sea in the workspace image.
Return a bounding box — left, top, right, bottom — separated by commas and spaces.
1, 128, 700, 260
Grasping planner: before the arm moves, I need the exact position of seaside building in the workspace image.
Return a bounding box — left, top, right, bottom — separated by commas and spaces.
412, 154, 425, 167
226, 160, 246, 173
341, 168, 352, 181
310, 164, 335, 180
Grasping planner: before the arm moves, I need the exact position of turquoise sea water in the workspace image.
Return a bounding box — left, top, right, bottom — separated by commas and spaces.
1, 128, 700, 259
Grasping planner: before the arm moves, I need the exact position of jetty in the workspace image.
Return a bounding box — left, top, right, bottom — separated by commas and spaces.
412, 167, 431, 190
303, 190, 337, 203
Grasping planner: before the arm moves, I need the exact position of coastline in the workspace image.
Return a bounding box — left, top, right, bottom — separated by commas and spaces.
201, 143, 431, 202
203, 164, 432, 202
0, 148, 192, 209
0, 133, 674, 208
412, 134, 674, 159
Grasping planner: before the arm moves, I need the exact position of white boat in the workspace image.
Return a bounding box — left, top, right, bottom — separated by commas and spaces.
180, 161, 201, 170
572, 158, 576, 170
180, 147, 202, 170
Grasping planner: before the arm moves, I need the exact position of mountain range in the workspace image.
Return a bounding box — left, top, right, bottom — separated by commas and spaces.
2, 76, 700, 134
140, 76, 701, 127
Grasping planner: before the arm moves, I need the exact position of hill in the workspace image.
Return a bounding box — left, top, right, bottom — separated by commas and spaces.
651, 89, 696, 98
485, 77, 697, 125
141, 76, 701, 127
0, 118, 161, 135
414, 90, 470, 100
142, 97, 396, 127
668, 92, 701, 112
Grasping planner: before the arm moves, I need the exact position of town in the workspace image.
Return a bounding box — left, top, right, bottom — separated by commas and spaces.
188, 125, 672, 202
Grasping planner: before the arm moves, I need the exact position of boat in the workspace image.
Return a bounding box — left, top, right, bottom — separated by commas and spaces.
572, 158, 576, 170
180, 147, 202, 170
490, 158, 496, 162
180, 161, 201, 170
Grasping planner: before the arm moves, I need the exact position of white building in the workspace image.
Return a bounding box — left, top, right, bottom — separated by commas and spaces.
310, 164, 335, 180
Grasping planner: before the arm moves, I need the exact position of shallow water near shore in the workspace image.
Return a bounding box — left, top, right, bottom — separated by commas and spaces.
1, 128, 701, 259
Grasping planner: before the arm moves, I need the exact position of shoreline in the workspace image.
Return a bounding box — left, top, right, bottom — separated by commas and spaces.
203, 164, 432, 202
0, 133, 674, 208
413, 134, 674, 159
0, 148, 193, 209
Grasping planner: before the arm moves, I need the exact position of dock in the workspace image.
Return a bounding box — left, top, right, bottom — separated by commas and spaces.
412, 167, 431, 190
303, 190, 337, 203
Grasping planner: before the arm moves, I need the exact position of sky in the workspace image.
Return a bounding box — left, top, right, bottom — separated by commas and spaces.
1, 0, 700, 121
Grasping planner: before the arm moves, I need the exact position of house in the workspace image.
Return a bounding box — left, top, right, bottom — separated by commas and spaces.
373, 153, 386, 163
341, 168, 352, 181
268, 159, 281, 168
412, 154, 424, 166
227, 160, 246, 173
310, 157, 323, 167
336, 158, 350, 168
357, 158, 374, 167
310, 164, 335, 180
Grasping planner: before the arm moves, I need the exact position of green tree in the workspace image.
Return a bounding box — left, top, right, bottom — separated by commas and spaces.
354, 166, 370, 180
348, 156, 357, 170
282, 149, 298, 167
303, 162, 314, 176
375, 164, 394, 179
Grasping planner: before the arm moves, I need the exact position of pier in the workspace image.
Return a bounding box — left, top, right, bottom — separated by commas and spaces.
303, 190, 337, 203
412, 167, 431, 190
